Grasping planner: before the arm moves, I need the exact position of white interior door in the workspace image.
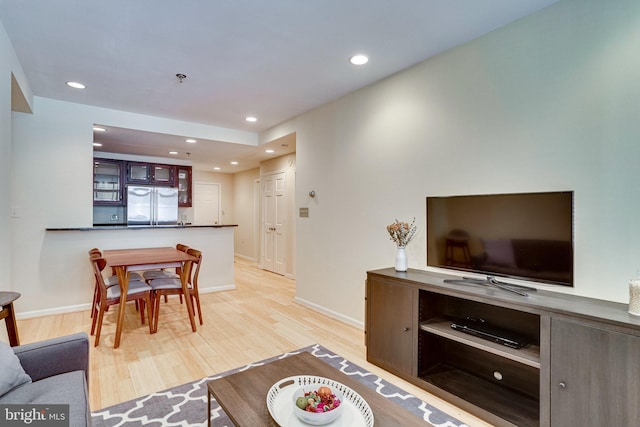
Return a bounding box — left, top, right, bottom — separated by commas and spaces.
194, 182, 220, 225
262, 172, 286, 275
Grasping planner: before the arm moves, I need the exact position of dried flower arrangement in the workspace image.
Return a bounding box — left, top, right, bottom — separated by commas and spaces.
387, 218, 417, 248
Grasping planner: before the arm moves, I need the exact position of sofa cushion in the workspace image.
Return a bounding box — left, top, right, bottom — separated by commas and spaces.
0, 370, 89, 425
0, 340, 31, 397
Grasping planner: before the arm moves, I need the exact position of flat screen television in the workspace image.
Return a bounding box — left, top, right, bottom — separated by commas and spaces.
426, 191, 573, 288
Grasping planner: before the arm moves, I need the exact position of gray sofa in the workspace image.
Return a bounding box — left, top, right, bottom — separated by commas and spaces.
0, 333, 90, 427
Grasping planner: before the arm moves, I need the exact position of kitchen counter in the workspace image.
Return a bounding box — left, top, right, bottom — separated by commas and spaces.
46, 224, 238, 231
34, 225, 237, 315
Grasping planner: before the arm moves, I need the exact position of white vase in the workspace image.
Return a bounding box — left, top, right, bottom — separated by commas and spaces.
395, 246, 407, 272
629, 279, 640, 316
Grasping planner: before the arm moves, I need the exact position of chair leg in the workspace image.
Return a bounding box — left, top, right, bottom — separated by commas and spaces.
139, 299, 145, 324
94, 304, 106, 347
91, 285, 98, 318
192, 293, 203, 325
146, 293, 154, 334
90, 302, 98, 335
153, 291, 162, 333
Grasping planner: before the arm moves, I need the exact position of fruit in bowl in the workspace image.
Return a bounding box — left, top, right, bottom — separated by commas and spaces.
292, 385, 343, 425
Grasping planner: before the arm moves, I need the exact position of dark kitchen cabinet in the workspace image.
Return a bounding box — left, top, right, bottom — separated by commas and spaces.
126, 162, 175, 186
177, 166, 192, 207
151, 164, 175, 186
93, 158, 124, 205
126, 162, 150, 184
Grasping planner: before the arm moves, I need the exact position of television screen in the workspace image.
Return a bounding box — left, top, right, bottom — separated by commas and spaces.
426, 191, 573, 287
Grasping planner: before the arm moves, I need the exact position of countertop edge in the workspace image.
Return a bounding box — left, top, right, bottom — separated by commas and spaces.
46, 224, 238, 231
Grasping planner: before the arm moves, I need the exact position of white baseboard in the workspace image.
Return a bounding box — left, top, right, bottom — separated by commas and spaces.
15, 285, 236, 319
16, 303, 91, 320
233, 253, 257, 262
294, 296, 364, 330
199, 284, 236, 294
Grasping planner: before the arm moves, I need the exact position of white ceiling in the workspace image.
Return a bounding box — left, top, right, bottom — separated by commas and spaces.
1, 0, 560, 172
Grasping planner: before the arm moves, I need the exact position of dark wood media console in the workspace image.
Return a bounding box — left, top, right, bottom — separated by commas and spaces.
365, 268, 640, 427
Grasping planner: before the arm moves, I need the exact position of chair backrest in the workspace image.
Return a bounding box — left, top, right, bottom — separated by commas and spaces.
176, 243, 189, 252
89, 253, 109, 294
89, 248, 102, 256
186, 248, 202, 289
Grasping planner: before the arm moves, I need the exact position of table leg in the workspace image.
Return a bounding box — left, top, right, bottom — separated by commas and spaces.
181, 260, 197, 332
207, 386, 212, 427
1, 303, 20, 347
113, 267, 130, 349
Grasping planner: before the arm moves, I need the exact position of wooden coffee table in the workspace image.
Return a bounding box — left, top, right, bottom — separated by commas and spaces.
207, 351, 426, 426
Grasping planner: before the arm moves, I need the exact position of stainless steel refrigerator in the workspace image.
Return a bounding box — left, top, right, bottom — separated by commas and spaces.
127, 186, 179, 226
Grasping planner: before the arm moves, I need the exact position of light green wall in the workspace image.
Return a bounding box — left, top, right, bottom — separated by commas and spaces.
289, 0, 640, 325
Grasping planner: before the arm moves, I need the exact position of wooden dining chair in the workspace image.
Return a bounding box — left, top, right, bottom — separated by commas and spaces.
89, 254, 153, 347
142, 243, 190, 281
89, 248, 142, 318
149, 248, 203, 332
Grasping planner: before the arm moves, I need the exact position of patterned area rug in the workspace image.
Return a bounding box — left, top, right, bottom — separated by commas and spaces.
91, 344, 468, 426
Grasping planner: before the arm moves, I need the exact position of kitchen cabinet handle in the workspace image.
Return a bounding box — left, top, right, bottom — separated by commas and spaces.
403, 327, 410, 332
559, 382, 567, 388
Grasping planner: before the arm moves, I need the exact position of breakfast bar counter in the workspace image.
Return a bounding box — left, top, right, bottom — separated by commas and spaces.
46, 224, 238, 231
15, 225, 238, 316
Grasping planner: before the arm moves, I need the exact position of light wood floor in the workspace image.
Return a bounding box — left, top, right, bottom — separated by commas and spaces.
14, 257, 490, 426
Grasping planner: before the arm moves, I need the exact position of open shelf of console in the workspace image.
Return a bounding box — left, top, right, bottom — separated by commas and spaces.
417, 289, 541, 426
419, 319, 540, 368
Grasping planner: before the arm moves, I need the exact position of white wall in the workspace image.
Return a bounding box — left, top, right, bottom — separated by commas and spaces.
288, 0, 640, 326
0, 23, 13, 291
233, 168, 260, 260
1, 20, 33, 293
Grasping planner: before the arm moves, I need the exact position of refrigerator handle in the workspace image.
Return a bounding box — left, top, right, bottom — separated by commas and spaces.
152, 188, 157, 225
150, 188, 154, 225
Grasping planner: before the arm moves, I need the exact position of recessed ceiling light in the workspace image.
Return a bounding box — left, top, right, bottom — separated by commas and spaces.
265, 149, 275, 154
169, 151, 178, 155
185, 138, 197, 143
349, 54, 369, 65
245, 116, 257, 122
66, 81, 86, 89
92, 142, 102, 147
213, 167, 221, 171
93, 126, 106, 132
230, 161, 239, 165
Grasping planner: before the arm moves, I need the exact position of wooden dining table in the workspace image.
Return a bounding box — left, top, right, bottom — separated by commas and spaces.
103, 247, 198, 348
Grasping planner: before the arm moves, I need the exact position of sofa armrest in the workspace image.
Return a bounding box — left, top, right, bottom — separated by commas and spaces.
13, 332, 89, 384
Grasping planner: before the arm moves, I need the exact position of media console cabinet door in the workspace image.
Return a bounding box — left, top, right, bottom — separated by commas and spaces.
550, 318, 640, 426
367, 276, 416, 376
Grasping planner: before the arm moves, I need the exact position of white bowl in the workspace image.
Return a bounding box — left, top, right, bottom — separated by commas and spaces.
292, 384, 343, 425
